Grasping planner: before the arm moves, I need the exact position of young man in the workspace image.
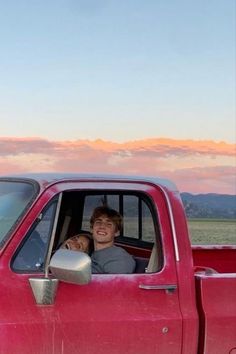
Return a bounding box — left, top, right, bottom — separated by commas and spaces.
90, 206, 136, 274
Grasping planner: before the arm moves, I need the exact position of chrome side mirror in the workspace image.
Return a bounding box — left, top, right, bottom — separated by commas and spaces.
49, 249, 92, 285
29, 249, 91, 305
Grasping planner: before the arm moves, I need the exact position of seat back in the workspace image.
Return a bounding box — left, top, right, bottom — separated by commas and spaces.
145, 242, 159, 273
134, 257, 149, 273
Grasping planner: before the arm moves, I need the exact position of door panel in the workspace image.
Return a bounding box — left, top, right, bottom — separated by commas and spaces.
0, 272, 182, 354
54, 273, 182, 354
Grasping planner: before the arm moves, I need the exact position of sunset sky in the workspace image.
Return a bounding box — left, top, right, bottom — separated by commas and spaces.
1, 1, 235, 194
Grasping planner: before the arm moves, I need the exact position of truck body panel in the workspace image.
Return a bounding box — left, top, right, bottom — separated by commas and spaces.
195, 273, 236, 354
0, 173, 235, 353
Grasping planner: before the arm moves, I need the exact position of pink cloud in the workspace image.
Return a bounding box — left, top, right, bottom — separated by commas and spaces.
0, 136, 235, 194
0, 137, 54, 156
0, 137, 235, 157
163, 166, 236, 195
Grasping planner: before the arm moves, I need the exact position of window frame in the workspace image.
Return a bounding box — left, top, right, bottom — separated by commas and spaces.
11, 197, 59, 273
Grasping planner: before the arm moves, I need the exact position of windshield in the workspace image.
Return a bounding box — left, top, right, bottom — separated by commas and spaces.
0, 180, 38, 245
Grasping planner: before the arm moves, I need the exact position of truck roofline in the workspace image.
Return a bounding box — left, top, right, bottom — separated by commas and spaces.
0, 172, 179, 193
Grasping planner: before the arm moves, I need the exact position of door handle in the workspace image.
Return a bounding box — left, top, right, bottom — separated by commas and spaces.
139, 284, 177, 294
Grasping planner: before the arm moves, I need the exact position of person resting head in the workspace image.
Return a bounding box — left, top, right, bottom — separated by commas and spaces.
61, 233, 93, 254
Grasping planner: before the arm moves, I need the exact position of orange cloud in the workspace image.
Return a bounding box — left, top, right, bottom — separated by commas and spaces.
0, 137, 235, 194
0, 137, 235, 156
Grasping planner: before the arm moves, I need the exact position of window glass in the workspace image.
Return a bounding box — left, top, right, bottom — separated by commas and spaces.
123, 196, 155, 242
0, 181, 37, 244
12, 201, 57, 272
82, 194, 119, 230
123, 195, 139, 237
106, 195, 119, 210
82, 195, 104, 229
142, 201, 155, 243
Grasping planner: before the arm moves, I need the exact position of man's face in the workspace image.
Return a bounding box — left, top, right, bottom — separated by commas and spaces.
91, 214, 119, 246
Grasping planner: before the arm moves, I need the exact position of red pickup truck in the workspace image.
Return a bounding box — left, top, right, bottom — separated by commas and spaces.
0, 173, 235, 354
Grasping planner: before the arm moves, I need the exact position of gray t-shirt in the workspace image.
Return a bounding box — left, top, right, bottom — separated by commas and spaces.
91, 245, 136, 274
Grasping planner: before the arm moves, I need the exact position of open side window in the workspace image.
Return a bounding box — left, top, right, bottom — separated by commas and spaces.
11, 189, 163, 274
80, 191, 163, 273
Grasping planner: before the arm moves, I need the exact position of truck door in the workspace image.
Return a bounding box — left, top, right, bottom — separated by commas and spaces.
1, 181, 183, 354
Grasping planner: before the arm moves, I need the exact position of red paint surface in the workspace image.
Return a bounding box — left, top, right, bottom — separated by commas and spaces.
195, 274, 236, 354
193, 245, 236, 273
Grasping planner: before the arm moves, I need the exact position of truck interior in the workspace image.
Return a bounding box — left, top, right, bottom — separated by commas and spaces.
11, 189, 164, 274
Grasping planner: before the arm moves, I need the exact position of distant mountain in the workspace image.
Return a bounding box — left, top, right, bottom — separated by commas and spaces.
180, 193, 236, 219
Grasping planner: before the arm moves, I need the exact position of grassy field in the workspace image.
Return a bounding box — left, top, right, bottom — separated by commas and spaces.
123, 217, 236, 245
187, 218, 236, 245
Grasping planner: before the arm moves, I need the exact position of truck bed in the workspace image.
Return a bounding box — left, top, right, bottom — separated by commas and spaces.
192, 245, 236, 273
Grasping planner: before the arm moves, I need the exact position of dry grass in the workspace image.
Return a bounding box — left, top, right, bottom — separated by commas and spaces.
187, 219, 236, 245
